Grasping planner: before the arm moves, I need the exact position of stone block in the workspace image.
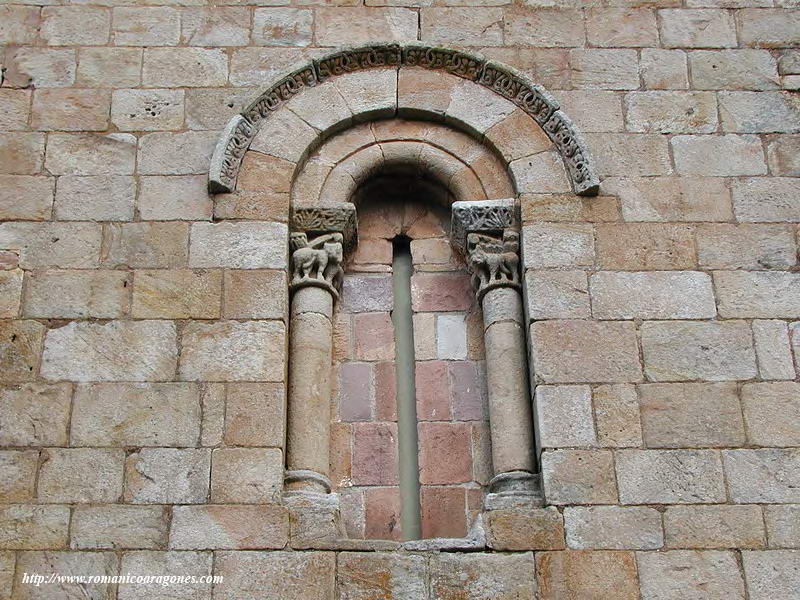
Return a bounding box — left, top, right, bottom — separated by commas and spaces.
522, 223, 595, 269
586, 7, 658, 47
352, 313, 395, 362
624, 91, 718, 133
437, 314, 467, 360
41, 6, 110, 46
639, 382, 746, 448
715, 271, 800, 318
637, 550, 745, 600
182, 7, 250, 46
753, 320, 796, 380
334, 70, 397, 122
14, 551, 117, 599
591, 271, 715, 319
45, 133, 136, 175
697, 223, 796, 269
229, 47, 321, 88
337, 552, 427, 599
0, 383, 71, 446
170, 505, 288, 550
418, 422, 471, 485
200, 383, 225, 447
486, 506, 565, 551
0, 5, 39, 44
537, 551, 640, 600
38, 448, 124, 504
132, 269, 220, 319
0, 450, 37, 503
641, 48, 689, 89
352, 422, 399, 485
565, 506, 663, 550
742, 550, 800, 600
211, 447, 282, 503
24, 270, 128, 319
0, 176, 54, 221
765, 506, 800, 548
180, 320, 285, 382
690, 50, 779, 91
0, 269, 22, 318
570, 49, 640, 90
641, 320, 757, 382
732, 177, 800, 222
616, 449, 726, 504
534, 385, 596, 448
420, 8, 504, 46
525, 270, 590, 319
54, 175, 134, 221
41, 320, 177, 383
588, 133, 673, 176
429, 552, 536, 600
138, 131, 218, 175
189, 222, 287, 269
143, 47, 228, 87
596, 223, 695, 269
593, 384, 643, 448
111, 89, 184, 132
531, 320, 642, 384
364, 487, 401, 541
0, 133, 44, 175
0, 320, 44, 383
541, 449, 618, 505
224, 383, 285, 447
125, 448, 210, 504
341, 275, 393, 313
71, 505, 168, 550
742, 382, 800, 447
0, 89, 30, 130
725, 449, 800, 503
673, 134, 766, 175
739, 9, 800, 48
250, 109, 318, 163
317, 7, 417, 45
505, 8, 585, 47
214, 551, 335, 600
71, 383, 201, 447
76, 47, 142, 88
768, 135, 800, 176
659, 9, 736, 48
112, 7, 179, 46
186, 88, 255, 131
0, 551, 12, 600
119, 551, 212, 600
664, 505, 766, 549
237, 153, 295, 193
31, 89, 110, 132
0, 222, 102, 270
214, 191, 290, 220
719, 91, 800, 133
252, 8, 312, 46
3, 47, 76, 89
603, 176, 731, 222
0, 505, 69, 550
509, 151, 571, 193
415, 361, 449, 421
104, 222, 189, 268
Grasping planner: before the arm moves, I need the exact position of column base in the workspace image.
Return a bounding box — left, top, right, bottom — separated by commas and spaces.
283, 489, 344, 549
485, 471, 545, 510
284, 469, 331, 494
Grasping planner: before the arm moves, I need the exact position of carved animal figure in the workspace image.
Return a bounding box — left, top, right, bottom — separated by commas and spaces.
468, 231, 520, 288
290, 232, 344, 288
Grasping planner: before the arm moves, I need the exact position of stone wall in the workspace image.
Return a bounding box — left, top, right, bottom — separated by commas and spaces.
1, 1, 799, 599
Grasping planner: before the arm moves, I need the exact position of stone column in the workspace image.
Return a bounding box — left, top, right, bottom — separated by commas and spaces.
452, 200, 541, 505
285, 206, 356, 496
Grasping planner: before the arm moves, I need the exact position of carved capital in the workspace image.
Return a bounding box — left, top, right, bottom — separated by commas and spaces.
451, 198, 517, 253
467, 230, 521, 302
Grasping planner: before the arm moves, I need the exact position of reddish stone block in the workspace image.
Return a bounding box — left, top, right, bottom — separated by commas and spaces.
330, 423, 352, 490
352, 238, 392, 265
421, 486, 467, 539
374, 361, 397, 422
338, 362, 372, 422
416, 360, 451, 421
353, 312, 395, 361
418, 422, 472, 485
352, 422, 399, 486
411, 272, 474, 312
365, 487, 402, 541
450, 361, 486, 421
358, 203, 403, 240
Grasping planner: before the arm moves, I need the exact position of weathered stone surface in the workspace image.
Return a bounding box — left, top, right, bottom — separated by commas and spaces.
429, 552, 536, 600
180, 320, 284, 382
421, 8, 504, 47
41, 320, 177, 382
640, 49, 689, 90
588, 133, 672, 177
211, 447, 282, 503
112, 7, 179, 46
0, 5, 39, 45
565, 506, 663, 550
659, 9, 736, 48
742, 550, 800, 600
505, 8, 584, 47
214, 551, 335, 600
353, 422, 400, 485
337, 552, 427, 599
672, 134, 766, 176
768, 135, 800, 176
641, 321, 757, 382
54, 175, 134, 221
103, 222, 189, 269
531, 320, 642, 383
253, 8, 312, 46
752, 320, 796, 380
186, 88, 255, 131
14, 551, 117, 600
0, 450, 37, 503
31, 89, 110, 132
0, 505, 69, 550
119, 551, 212, 600
719, 91, 800, 133
522, 224, 594, 268
637, 551, 745, 600
0, 320, 44, 383
625, 91, 718, 133
411, 272, 472, 312
509, 151, 572, 193
0, 222, 102, 270
591, 271, 715, 319
739, 8, 800, 48
182, 7, 250, 47
143, 48, 227, 87
38, 448, 124, 503
570, 49, 639, 90
71, 383, 201, 447
200, 383, 225, 447
41, 6, 110, 46
595, 223, 695, 270
742, 383, 800, 447
139, 131, 218, 175
189, 222, 287, 269
132, 269, 220, 319
0, 383, 71, 447
437, 314, 467, 360
76, 47, 142, 88
690, 50, 779, 91
71, 505, 168, 550
45, 133, 136, 175
639, 383, 746, 448
111, 89, 184, 131
664, 505, 766, 549
525, 270, 590, 319
125, 448, 210, 504
697, 223, 796, 269
24, 270, 129, 319
0, 89, 30, 130
0, 133, 44, 175
732, 177, 800, 223
0, 550, 12, 600
318, 7, 416, 45
586, 7, 658, 47
764, 506, 800, 548
541, 449, 618, 505
537, 551, 640, 600
616, 450, 726, 504
342, 275, 393, 313
725, 449, 800, 503
715, 272, 800, 318
534, 385, 596, 448
0, 175, 54, 221
593, 384, 642, 448
251, 110, 318, 163
224, 383, 285, 447
170, 505, 288, 550
521, 193, 620, 222
0, 269, 22, 318
486, 507, 565, 551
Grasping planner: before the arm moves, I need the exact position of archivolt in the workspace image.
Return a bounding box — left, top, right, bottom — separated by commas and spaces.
208, 44, 600, 197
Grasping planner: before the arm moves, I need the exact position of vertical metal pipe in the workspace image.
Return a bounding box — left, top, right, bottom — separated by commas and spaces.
391, 237, 422, 540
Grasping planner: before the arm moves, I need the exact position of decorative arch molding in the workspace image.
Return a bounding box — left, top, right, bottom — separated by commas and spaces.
208, 43, 600, 197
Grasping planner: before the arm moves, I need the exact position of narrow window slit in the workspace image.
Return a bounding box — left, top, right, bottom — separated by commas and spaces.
390, 235, 422, 541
